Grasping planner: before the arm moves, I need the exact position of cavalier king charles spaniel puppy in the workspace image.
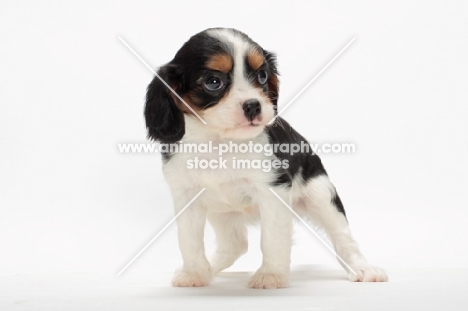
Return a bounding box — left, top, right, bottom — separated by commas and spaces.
144, 28, 388, 288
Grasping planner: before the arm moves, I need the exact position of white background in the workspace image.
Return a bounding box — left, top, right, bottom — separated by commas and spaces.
1, 0, 468, 309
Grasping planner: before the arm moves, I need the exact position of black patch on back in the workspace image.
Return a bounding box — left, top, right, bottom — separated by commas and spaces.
331, 192, 347, 218
266, 117, 347, 216
266, 117, 327, 187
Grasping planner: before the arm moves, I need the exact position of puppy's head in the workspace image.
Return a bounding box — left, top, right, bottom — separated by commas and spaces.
145, 28, 279, 142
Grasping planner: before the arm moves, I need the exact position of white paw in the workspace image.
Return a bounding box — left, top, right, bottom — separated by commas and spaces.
348, 264, 388, 282
172, 267, 212, 287
248, 270, 289, 289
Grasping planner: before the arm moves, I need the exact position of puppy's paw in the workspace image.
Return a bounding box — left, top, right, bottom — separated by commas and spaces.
172, 267, 212, 287
348, 264, 388, 282
248, 270, 289, 289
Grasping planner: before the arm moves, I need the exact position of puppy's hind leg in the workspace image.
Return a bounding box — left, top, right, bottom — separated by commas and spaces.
302, 174, 388, 282
208, 211, 248, 274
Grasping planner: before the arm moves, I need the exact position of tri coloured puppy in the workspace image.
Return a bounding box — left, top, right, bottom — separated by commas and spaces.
144, 28, 388, 288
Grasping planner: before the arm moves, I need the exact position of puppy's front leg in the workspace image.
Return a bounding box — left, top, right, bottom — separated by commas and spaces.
172, 190, 212, 287
248, 188, 293, 289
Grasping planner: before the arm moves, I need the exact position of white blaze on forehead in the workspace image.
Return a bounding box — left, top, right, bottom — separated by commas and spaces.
207, 29, 253, 93
195, 29, 276, 138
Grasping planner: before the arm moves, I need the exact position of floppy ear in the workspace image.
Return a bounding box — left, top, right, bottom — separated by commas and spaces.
265, 50, 279, 108
144, 65, 185, 143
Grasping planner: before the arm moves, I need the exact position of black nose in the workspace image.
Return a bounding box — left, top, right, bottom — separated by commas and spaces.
242, 99, 261, 121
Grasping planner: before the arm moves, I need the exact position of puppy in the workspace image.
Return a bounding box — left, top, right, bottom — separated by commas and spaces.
144, 28, 388, 288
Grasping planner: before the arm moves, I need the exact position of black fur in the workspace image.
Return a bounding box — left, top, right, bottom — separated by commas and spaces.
263, 50, 279, 108
265, 117, 346, 217
332, 193, 347, 217
266, 117, 347, 217
145, 65, 185, 143
266, 117, 327, 186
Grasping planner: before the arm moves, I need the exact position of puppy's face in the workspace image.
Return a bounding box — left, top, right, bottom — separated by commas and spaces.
145, 28, 279, 142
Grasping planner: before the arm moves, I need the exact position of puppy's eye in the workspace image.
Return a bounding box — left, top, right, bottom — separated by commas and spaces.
203, 76, 224, 91
257, 70, 268, 85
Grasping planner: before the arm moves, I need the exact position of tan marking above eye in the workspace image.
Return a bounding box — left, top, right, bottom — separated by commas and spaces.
206, 54, 233, 73
247, 49, 264, 70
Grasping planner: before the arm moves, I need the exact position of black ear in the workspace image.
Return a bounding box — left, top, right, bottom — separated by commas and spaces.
264, 50, 279, 108
144, 66, 185, 143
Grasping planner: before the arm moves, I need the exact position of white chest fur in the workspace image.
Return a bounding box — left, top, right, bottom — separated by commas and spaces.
162, 128, 279, 213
